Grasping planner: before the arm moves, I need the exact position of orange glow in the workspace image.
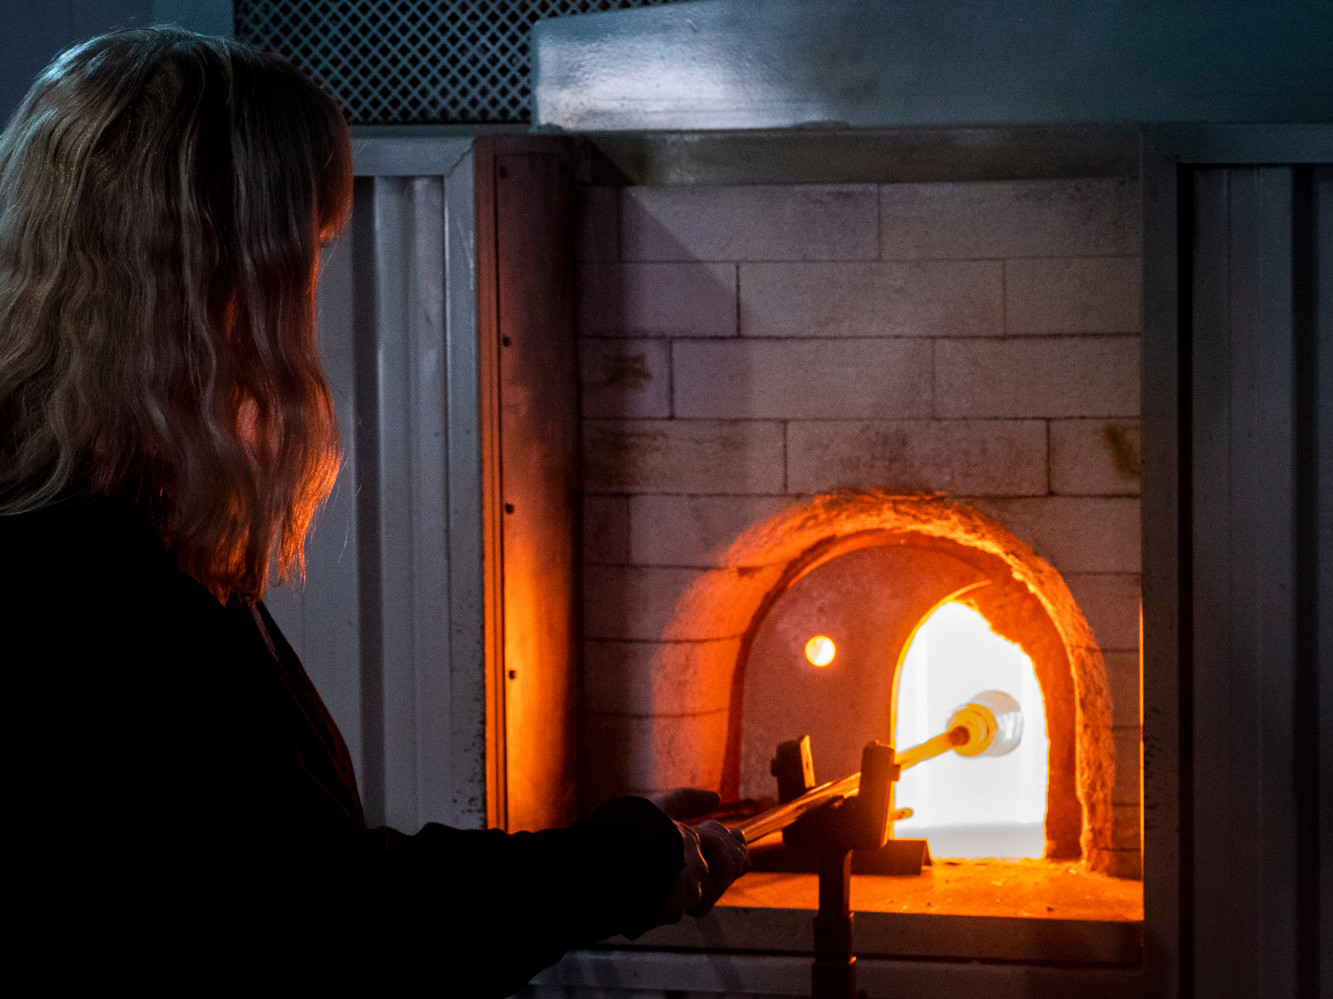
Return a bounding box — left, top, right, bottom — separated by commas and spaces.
675, 492, 1117, 871
803, 634, 836, 667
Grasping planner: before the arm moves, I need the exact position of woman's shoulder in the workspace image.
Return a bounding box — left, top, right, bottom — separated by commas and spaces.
1, 501, 275, 769
1, 501, 175, 599
0, 500, 228, 667
2, 499, 167, 556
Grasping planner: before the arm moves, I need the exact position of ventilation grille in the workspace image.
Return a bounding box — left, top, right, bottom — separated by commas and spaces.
234, 1, 682, 125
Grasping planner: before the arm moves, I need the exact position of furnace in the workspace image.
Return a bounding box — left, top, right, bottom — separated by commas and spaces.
578, 169, 1144, 908
731, 495, 1100, 868
267, 129, 1153, 986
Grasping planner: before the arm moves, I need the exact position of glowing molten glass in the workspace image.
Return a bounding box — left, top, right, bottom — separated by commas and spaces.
804, 634, 836, 667
893, 602, 1049, 859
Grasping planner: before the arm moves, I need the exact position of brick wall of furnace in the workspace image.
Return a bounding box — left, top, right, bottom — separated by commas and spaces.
574, 178, 1142, 873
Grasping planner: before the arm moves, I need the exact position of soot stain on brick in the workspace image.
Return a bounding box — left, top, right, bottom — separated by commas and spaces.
584, 426, 667, 487
831, 424, 909, 484
1102, 423, 1141, 480
594, 352, 652, 391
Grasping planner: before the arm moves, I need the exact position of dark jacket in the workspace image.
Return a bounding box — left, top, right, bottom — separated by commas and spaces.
2, 502, 681, 993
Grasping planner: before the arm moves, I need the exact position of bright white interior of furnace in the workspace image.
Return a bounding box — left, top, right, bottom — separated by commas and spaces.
892, 602, 1049, 859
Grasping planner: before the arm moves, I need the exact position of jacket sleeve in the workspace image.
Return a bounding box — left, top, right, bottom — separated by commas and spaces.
362, 797, 684, 996
198, 647, 684, 995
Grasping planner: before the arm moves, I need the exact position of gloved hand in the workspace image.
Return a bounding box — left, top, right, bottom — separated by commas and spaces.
642, 788, 751, 927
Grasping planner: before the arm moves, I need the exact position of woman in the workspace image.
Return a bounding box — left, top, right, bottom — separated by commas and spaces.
0, 29, 747, 990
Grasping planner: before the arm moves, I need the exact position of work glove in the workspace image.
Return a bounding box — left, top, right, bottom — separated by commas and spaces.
643, 788, 751, 926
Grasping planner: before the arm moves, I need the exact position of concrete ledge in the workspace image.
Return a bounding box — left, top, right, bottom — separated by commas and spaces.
573, 126, 1141, 187
602, 865, 1141, 965
530, 945, 1148, 998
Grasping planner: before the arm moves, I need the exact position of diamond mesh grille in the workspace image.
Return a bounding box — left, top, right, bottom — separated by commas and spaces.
234, 1, 682, 125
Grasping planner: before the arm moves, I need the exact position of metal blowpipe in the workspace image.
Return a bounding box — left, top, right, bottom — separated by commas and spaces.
732, 690, 1024, 846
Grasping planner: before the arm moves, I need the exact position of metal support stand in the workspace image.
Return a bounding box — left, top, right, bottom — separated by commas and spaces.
736, 700, 1024, 998
812, 849, 859, 999
778, 740, 897, 999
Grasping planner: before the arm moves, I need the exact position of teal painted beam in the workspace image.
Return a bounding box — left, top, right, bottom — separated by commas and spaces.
532, 0, 1333, 130
152, 0, 232, 37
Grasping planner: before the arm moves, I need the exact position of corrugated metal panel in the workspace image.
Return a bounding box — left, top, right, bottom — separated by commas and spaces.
1186, 164, 1329, 998
1138, 137, 1183, 994
266, 139, 488, 832
1315, 166, 1332, 999
1141, 128, 1332, 996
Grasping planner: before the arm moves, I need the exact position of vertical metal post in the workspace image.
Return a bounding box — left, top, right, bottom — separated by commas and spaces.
812, 849, 856, 999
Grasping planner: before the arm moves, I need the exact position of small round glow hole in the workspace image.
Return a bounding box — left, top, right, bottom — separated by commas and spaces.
804, 635, 836, 668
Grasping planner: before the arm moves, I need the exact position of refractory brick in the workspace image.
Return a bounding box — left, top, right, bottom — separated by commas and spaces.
581, 416, 783, 493
583, 711, 729, 802
582, 495, 629, 565
582, 419, 786, 494
1104, 650, 1140, 728
879, 177, 1139, 260
626, 493, 796, 568
673, 339, 933, 419
971, 497, 1141, 573
935, 336, 1140, 418
1113, 804, 1141, 850
1063, 572, 1141, 651
582, 563, 782, 641
1050, 419, 1142, 495
740, 260, 1003, 337
1112, 726, 1141, 805
574, 186, 619, 262
786, 420, 1047, 495
621, 184, 879, 261
1006, 256, 1142, 334
583, 639, 738, 716
582, 565, 712, 641
578, 262, 736, 337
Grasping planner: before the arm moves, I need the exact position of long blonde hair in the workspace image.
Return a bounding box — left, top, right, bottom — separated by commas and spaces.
0, 28, 351, 601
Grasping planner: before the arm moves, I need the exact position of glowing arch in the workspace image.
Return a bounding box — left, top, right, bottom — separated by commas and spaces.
658, 491, 1116, 870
